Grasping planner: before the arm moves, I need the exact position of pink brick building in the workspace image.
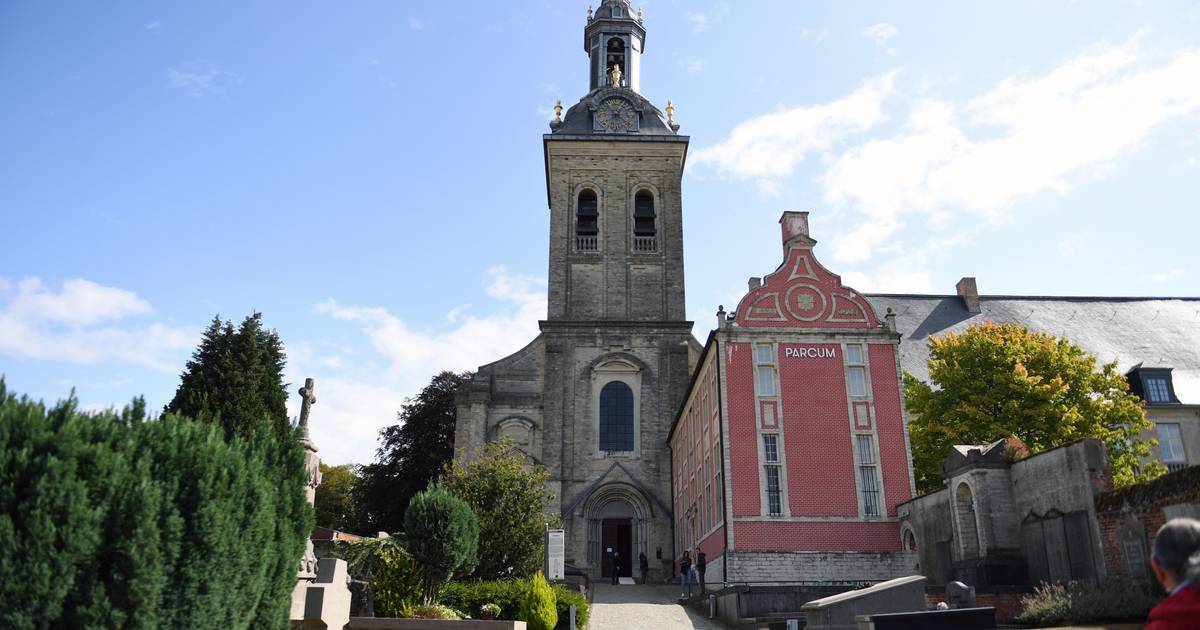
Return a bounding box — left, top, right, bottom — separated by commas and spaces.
667, 212, 918, 584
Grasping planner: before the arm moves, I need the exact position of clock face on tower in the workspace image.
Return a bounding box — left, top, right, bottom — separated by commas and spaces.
594, 97, 638, 132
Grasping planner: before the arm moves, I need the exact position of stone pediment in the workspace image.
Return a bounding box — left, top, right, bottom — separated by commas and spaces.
733, 235, 878, 330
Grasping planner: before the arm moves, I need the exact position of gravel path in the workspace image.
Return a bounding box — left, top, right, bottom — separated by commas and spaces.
587, 584, 732, 630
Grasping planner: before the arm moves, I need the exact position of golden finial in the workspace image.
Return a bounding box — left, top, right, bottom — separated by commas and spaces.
666, 100, 675, 124
554, 99, 563, 122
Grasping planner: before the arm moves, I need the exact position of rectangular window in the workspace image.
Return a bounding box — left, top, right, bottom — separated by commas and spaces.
847, 368, 867, 397
856, 434, 876, 465
756, 344, 774, 364
1157, 423, 1186, 462
858, 465, 880, 517
1146, 377, 1171, 403
757, 366, 776, 396
764, 466, 782, 516
856, 434, 881, 517
846, 344, 864, 365
763, 434, 779, 463
704, 483, 713, 531
715, 471, 724, 522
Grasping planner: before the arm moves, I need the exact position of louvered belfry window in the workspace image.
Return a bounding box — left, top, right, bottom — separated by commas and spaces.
634, 191, 656, 236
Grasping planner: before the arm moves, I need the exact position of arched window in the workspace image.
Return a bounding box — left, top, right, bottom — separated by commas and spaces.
599, 381, 634, 451
955, 482, 981, 559
634, 191, 655, 236
903, 529, 917, 553
576, 189, 599, 251
606, 38, 626, 85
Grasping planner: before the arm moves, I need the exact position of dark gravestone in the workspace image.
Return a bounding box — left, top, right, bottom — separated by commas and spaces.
863, 607, 996, 630
1118, 511, 1151, 583
1064, 511, 1096, 580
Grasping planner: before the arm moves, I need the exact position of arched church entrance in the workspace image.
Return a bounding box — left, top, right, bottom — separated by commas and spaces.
582, 483, 653, 580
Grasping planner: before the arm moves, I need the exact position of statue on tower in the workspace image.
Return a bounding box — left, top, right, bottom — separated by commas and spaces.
611, 63, 623, 88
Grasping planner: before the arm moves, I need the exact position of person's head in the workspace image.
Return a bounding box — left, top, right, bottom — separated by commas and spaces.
683, 550, 691, 559
1151, 517, 1200, 591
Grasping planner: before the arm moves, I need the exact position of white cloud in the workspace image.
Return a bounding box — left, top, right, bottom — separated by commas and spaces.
144, 21, 161, 32
307, 266, 546, 464
687, 12, 713, 33
819, 40, 1200, 261
167, 61, 239, 97
679, 57, 705, 75
0, 277, 196, 370
692, 72, 897, 192
864, 23, 898, 47
1149, 268, 1185, 283
408, 16, 424, 31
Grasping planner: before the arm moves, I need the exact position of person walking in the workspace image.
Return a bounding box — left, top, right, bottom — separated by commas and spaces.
697, 549, 707, 594
678, 550, 693, 599
611, 551, 621, 585
1146, 517, 1200, 629
639, 551, 649, 584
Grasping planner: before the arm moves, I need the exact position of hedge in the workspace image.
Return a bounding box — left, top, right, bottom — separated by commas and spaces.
440, 578, 589, 629
0, 383, 312, 629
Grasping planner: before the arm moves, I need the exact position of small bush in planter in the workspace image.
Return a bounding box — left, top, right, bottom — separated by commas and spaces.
518, 572, 557, 630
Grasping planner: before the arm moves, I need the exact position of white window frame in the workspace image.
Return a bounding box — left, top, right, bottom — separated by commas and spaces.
1157, 423, 1186, 463
844, 341, 886, 520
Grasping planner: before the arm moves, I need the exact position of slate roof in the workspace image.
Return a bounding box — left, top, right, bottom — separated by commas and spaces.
863, 294, 1200, 403
549, 88, 678, 137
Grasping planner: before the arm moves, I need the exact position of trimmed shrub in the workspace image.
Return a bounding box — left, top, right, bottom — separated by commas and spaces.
552, 583, 589, 629
408, 603, 463, 620
440, 580, 525, 620
518, 572, 558, 630
403, 484, 479, 604
1015, 579, 1160, 625
0, 383, 311, 630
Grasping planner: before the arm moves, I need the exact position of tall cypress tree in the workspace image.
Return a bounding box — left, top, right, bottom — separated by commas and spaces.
166, 313, 290, 440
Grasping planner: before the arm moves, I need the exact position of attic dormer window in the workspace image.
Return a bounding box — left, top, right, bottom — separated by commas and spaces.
1147, 377, 1170, 403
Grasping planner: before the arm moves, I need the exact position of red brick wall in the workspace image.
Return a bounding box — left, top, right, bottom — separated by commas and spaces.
779, 342, 857, 516
698, 525, 725, 561
869, 343, 914, 516
734, 521, 901, 551
726, 342, 761, 517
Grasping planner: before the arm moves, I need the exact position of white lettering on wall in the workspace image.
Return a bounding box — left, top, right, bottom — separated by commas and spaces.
783, 347, 837, 359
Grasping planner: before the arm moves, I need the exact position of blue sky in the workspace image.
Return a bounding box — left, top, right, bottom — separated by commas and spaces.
2, 1, 1198, 465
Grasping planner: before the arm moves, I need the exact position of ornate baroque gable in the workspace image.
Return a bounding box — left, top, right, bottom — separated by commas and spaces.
733, 212, 879, 330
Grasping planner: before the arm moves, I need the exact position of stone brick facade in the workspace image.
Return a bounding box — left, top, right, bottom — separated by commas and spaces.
668, 213, 917, 584
1094, 465, 1200, 583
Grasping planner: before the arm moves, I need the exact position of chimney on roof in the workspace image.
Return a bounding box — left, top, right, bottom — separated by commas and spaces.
956, 277, 981, 313
748, 277, 762, 292
779, 211, 810, 246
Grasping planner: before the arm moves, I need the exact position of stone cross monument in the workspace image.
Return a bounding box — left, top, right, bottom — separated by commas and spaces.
288, 378, 351, 629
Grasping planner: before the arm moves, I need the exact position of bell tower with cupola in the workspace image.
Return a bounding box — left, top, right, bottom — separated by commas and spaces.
585, 0, 646, 93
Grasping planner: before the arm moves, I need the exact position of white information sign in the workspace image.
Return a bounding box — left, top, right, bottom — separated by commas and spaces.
545, 529, 566, 580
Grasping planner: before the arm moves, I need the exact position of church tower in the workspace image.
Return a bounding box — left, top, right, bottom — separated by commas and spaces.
456, 0, 697, 581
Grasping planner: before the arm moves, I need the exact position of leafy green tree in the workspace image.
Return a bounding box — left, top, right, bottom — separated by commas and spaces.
403, 484, 478, 605
314, 463, 360, 531
904, 322, 1161, 494
356, 371, 468, 533
442, 438, 561, 580
518, 572, 557, 630
165, 312, 289, 440
0, 380, 311, 630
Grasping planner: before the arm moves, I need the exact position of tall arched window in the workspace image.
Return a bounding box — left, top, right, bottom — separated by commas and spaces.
633, 191, 656, 252
634, 191, 655, 236
576, 189, 599, 251
599, 381, 634, 451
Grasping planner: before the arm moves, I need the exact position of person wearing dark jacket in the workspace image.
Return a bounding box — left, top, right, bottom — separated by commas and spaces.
1146, 517, 1200, 630
639, 551, 649, 584
611, 551, 621, 585
697, 550, 707, 593
678, 550, 693, 599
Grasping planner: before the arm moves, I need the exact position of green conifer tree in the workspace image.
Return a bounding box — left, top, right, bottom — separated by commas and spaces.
165, 312, 290, 440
